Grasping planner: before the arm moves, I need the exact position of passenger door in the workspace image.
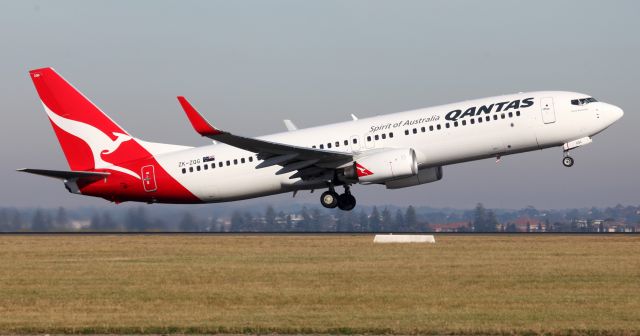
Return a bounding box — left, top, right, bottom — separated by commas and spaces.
141, 165, 157, 192
541, 97, 556, 124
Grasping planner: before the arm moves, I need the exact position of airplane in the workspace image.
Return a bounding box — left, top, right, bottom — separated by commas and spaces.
19, 67, 624, 211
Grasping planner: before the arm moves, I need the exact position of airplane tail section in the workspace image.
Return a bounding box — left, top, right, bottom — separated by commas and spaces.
29, 68, 149, 176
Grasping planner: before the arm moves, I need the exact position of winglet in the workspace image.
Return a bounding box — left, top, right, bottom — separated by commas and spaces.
177, 96, 224, 137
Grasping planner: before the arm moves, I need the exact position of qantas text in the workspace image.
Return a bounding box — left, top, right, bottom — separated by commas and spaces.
445, 98, 534, 121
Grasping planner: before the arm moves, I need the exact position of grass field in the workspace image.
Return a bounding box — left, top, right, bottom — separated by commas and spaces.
0, 234, 639, 335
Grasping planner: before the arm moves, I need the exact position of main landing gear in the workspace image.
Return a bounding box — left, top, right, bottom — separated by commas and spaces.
320, 185, 356, 211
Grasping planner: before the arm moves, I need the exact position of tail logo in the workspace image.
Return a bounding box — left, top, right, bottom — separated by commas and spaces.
42, 103, 140, 179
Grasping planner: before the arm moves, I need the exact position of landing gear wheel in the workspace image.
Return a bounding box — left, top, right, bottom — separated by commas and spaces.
337, 193, 357, 211
320, 190, 339, 208
562, 156, 574, 167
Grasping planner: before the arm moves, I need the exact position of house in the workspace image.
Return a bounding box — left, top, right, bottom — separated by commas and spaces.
430, 221, 470, 232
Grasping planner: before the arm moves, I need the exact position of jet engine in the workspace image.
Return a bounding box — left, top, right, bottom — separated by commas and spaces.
344, 148, 418, 184
384, 166, 443, 189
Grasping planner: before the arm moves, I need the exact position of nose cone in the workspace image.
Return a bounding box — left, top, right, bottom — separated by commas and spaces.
611, 105, 624, 122
601, 103, 624, 125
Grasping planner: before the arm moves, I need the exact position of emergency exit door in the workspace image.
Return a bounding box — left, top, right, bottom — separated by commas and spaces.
541, 97, 556, 124
141, 165, 157, 192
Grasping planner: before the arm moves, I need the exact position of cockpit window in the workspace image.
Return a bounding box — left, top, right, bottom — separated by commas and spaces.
571, 97, 598, 106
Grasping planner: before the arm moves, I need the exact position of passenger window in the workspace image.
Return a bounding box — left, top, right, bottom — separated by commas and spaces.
320, 144, 324, 149
335, 141, 340, 147
212, 163, 216, 169
219, 162, 223, 168
501, 114, 505, 119
413, 128, 417, 134
249, 157, 253, 162
189, 167, 193, 173
367, 136, 372, 141
389, 132, 394, 138
226, 160, 230, 166
327, 143, 332, 148
312, 145, 316, 149
516, 111, 521, 116
197, 166, 201, 171
404, 130, 409, 135
437, 124, 441, 130
374, 134, 379, 140
478, 117, 483, 123
204, 164, 208, 170
471, 119, 475, 124
353, 138, 358, 144
508, 112, 513, 118
182, 168, 186, 174
241, 158, 245, 164
462, 120, 467, 126
381, 133, 386, 139
445, 123, 450, 129
454, 121, 459, 127
429, 125, 434, 131
344, 140, 348, 145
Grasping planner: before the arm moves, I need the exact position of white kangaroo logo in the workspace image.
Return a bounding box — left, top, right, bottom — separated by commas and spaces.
42, 103, 141, 179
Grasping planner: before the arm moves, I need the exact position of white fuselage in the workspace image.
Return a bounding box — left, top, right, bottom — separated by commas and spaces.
150, 91, 623, 202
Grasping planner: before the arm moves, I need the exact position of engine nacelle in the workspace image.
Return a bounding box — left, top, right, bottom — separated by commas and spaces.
385, 166, 443, 189
345, 148, 418, 184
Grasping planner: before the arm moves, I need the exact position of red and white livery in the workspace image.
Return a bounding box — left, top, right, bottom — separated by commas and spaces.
20, 68, 624, 210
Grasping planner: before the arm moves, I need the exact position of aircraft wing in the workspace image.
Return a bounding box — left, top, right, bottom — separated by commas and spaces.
177, 97, 353, 179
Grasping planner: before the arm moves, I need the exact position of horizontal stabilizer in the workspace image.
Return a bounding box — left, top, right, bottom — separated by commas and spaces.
17, 168, 110, 180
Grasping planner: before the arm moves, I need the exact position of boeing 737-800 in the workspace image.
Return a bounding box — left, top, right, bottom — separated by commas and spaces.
19, 68, 623, 210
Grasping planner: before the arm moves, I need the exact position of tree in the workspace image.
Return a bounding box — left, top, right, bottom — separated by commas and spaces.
9, 210, 25, 231
243, 212, 254, 231
472, 203, 497, 232
89, 212, 103, 231
179, 212, 199, 232
54, 207, 69, 230
276, 210, 286, 231
358, 210, 370, 232
369, 206, 381, 231
296, 206, 308, 231
484, 210, 499, 232
405, 205, 417, 231
124, 207, 153, 231
230, 211, 245, 231
31, 209, 51, 232
394, 209, 405, 231
335, 211, 348, 232
380, 207, 392, 232
265, 205, 277, 231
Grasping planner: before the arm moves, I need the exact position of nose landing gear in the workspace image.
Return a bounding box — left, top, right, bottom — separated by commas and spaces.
562, 155, 574, 167
320, 185, 356, 211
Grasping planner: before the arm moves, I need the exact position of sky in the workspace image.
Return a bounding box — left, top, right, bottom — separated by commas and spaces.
0, 0, 638, 210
